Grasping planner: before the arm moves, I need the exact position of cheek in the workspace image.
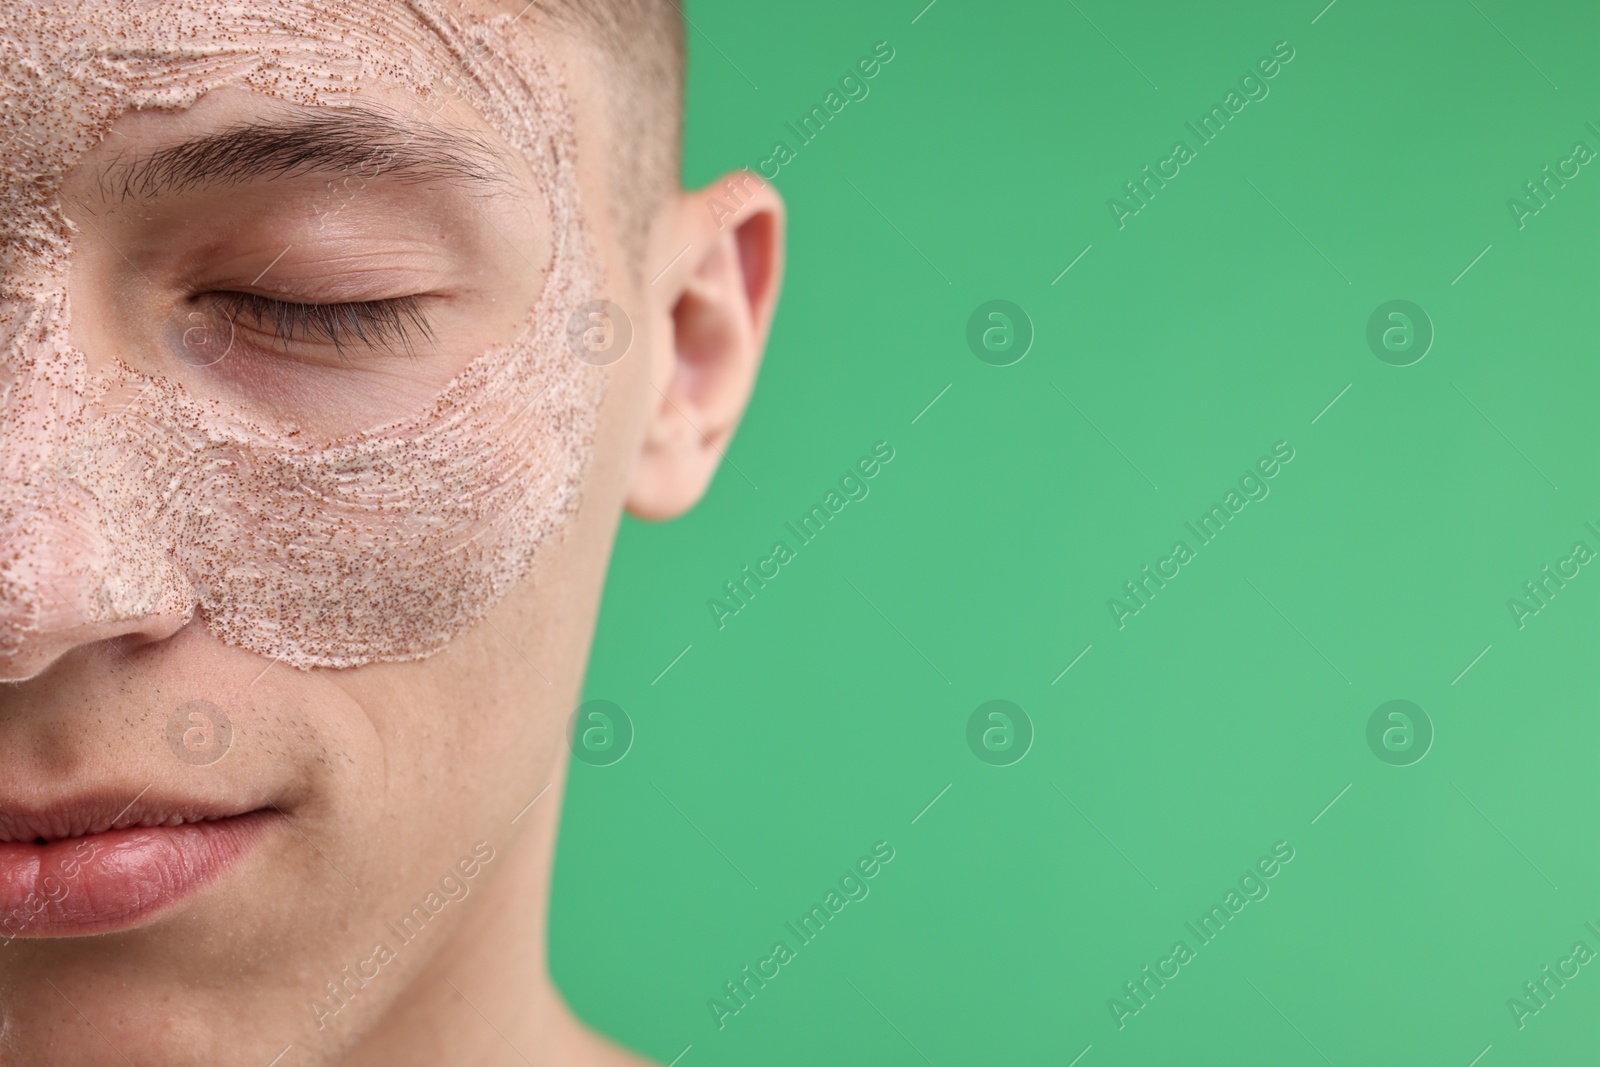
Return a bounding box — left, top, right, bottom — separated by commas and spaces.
27, 255, 609, 670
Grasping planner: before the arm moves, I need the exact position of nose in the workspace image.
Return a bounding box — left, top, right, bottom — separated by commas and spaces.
1, 97, 210, 680
0, 377, 198, 683
0, 608, 193, 683
0, 539, 195, 683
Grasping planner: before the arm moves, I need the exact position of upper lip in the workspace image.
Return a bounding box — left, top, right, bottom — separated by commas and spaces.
0, 790, 261, 844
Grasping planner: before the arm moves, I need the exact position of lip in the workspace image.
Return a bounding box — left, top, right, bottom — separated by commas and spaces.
0, 796, 277, 939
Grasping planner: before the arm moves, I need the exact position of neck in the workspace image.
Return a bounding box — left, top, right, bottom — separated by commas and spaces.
338, 760, 610, 1066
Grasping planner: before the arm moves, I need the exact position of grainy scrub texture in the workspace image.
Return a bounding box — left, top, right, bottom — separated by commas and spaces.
0, 1, 606, 672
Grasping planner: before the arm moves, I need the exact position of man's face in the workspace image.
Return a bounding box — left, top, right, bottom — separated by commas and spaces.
0, 3, 665, 1063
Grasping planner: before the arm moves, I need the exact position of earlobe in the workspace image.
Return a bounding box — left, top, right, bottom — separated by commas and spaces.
625, 171, 785, 521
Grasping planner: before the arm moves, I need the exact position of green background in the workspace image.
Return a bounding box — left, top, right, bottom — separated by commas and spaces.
553, 1, 1600, 1063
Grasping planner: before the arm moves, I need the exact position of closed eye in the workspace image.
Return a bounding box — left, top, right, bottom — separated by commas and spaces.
207, 291, 435, 357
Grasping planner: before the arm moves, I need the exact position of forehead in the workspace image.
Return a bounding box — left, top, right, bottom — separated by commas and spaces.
0, 1, 554, 151
0, 1, 578, 281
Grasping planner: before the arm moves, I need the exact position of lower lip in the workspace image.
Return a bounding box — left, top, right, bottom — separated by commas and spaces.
0, 811, 276, 938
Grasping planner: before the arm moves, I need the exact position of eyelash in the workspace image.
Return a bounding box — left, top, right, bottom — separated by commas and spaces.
209, 291, 434, 356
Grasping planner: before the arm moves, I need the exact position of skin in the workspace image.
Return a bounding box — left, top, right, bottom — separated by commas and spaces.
0, 5, 785, 1065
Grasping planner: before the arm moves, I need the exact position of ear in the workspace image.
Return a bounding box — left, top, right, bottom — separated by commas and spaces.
626, 170, 785, 521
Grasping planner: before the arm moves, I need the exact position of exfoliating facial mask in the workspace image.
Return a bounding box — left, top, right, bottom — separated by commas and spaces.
0, 1, 607, 673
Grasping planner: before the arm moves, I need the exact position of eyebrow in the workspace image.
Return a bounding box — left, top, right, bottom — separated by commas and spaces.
103, 103, 521, 202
